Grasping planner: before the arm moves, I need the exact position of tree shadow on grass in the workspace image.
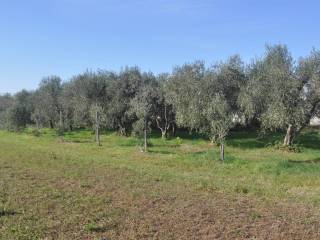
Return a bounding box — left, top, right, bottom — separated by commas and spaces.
176, 131, 206, 141
227, 131, 283, 150
227, 129, 320, 151
295, 131, 320, 150
276, 158, 320, 174
0, 208, 18, 217
148, 149, 177, 155
62, 128, 94, 143
186, 151, 210, 159
64, 139, 93, 143
289, 158, 320, 164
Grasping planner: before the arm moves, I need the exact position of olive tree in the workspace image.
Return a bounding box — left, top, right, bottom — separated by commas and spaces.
107, 67, 152, 136
153, 74, 175, 139
202, 94, 233, 161
59, 82, 76, 131
168, 58, 243, 160
33, 76, 62, 129
239, 45, 320, 146
69, 71, 111, 146
296, 49, 320, 131
6, 90, 34, 131
202, 56, 244, 159
0, 94, 13, 129
130, 76, 158, 151
167, 61, 206, 131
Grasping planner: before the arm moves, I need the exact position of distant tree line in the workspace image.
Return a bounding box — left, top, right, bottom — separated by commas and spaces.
1, 44, 320, 160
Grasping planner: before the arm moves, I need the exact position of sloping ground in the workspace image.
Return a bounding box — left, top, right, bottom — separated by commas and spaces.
0, 130, 320, 239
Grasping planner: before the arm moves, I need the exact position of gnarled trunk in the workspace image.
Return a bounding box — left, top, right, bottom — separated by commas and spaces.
283, 124, 295, 146
118, 126, 127, 136
118, 123, 127, 136
161, 130, 167, 139
155, 105, 170, 140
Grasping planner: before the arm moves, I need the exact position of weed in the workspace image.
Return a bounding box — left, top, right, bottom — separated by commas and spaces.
250, 211, 262, 220
84, 223, 106, 232
235, 185, 249, 194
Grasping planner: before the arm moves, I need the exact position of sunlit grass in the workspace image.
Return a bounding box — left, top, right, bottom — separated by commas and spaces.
2, 127, 320, 202
0, 128, 319, 238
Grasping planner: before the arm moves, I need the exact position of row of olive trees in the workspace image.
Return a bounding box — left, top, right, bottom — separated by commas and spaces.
0, 44, 319, 160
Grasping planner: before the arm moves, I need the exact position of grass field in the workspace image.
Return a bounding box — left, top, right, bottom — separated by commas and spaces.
0, 128, 320, 239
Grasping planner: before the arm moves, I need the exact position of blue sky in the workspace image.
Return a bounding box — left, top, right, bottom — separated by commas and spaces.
0, 0, 319, 93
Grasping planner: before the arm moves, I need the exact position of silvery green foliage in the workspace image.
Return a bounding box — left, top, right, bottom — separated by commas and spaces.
210, 55, 246, 112
1, 44, 318, 144
259, 45, 305, 131
130, 82, 158, 137
154, 74, 175, 138
59, 82, 76, 130
168, 57, 244, 142
32, 90, 50, 128
33, 76, 62, 128
200, 57, 244, 142
201, 94, 234, 143
0, 94, 13, 129
6, 90, 34, 131
66, 71, 112, 129
66, 76, 91, 127
298, 49, 320, 120
239, 45, 320, 137
131, 118, 151, 138
166, 58, 242, 160
167, 61, 206, 130
106, 67, 154, 135
31, 107, 47, 129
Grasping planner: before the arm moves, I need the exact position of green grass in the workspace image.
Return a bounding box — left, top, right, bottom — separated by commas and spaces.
0, 127, 320, 239
3, 127, 320, 202
6, 128, 320, 202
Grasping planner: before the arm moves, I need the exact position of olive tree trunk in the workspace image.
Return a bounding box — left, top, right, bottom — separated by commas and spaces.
49, 120, 54, 129
283, 124, 294, 146
144, 119, 147, 152
155, 105, 170, 139
161, 131, 167, 139
35, 118, 40, 130
59, 110, 63, 130
118, 124, 126, 136
171, 123, 176, 137
220, 143, 225, 161
95, 106, 101, 146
